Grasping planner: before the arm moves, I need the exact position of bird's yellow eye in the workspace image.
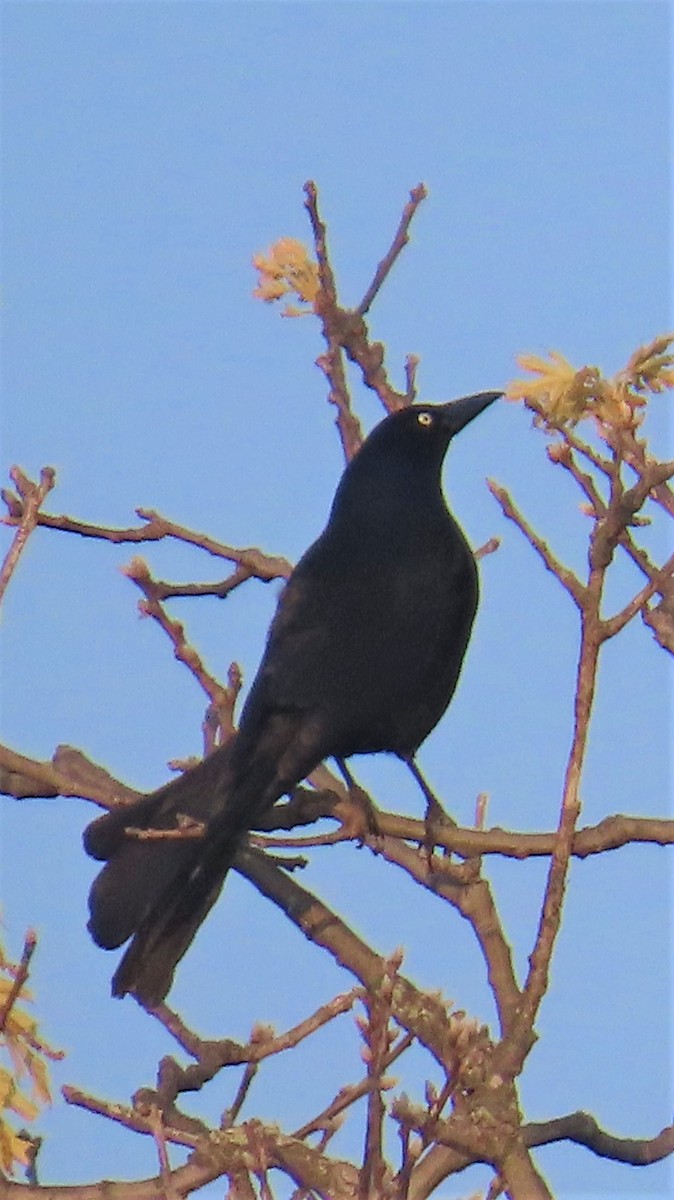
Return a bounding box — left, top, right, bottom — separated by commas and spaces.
417, 412, 433, 427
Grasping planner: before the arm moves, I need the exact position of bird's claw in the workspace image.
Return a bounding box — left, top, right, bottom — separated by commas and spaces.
333, 782, 381, 845
422, 794, 450, 868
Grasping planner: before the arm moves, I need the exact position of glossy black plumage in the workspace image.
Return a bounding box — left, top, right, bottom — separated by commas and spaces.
85, 391, 499, 1002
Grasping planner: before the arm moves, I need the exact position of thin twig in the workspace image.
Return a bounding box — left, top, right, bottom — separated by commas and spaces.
488, 478, 586, 607
404, 354, 420, 404
357, 184, 428, 315
126, 559, 241, 732
293, 1031, 414, 1140
474, 535, 500, 561
304, 179, 421, 419
0, 930, 37, 1032
0, 466, 55, 604
223, 1063, 258, 1127
303, 180, 363, 462
1, 501, 292, 583
550, 441, 608, 513
496, 575, 603, 1078
147, 1105, 181, 1200
601, 550, 674, 639
555, 424, 613, 476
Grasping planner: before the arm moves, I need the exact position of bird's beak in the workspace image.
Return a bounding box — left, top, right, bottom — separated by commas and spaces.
441, 391, 501, 437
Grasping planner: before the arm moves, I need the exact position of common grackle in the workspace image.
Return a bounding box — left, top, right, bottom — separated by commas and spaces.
85, 391, 499, 1002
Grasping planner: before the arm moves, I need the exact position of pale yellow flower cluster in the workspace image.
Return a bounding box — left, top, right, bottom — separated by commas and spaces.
252, 237, 320, 317
507, 334, 674, 431
1, 937, 62, 1175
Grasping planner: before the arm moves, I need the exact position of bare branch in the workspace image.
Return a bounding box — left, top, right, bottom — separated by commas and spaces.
487, 479, 586, 606
60, 1091, 360, 1199
303, 179, 363, 461
129, 990, 364, 1127
0, 466, 55, 605
357, 183, 427, 315
525, 1112, 674, 1165
1, 501, 292, 586
236, 845, 458, 1070
601, 550, 674, 639
496, 603, 602, 1077
125, 559, 241, 736
0, 1160, 224, 1200
0, 742, 140, 807
147, 1105, 182, 1200
293, 1031, 414, 1140
4, 739, 671, 863
358, 955, 402, 1197
62, 1084, 200, 1150
0, 929, 37, 1032
368, 832, 521, 1036
304, 179, 418, 421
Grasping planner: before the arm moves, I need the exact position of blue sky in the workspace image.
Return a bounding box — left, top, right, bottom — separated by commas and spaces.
1, 2, 671, 1197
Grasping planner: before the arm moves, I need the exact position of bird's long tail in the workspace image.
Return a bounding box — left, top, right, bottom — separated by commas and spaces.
85, 744, 243, 1003
84, 712, 319, 1004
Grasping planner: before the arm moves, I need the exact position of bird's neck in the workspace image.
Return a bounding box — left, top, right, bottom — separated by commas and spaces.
331, 458, 448, 531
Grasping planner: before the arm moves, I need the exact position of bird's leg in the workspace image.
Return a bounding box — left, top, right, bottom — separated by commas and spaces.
332, 757, 380, 842
404, 756, 455, 862
405, 757, 455, 825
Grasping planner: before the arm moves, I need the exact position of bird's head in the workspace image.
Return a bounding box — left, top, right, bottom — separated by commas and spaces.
352, 390, 501, 473
329, 391, 501, 522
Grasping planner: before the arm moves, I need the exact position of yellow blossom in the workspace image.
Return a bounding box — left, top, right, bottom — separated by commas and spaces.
507, 350, 603, 425
620, 333, 674, 394
1, 935, 63, 1175
507, 335, 674, 433
252, 237, 320, 316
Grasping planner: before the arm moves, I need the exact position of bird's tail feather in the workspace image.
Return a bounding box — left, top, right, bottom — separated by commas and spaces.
109, 832, 240, 1003
84, 745, 241, 1002
85, 715, 314, 1003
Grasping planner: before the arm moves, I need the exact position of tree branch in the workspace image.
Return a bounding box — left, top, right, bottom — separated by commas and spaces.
357, 183, 427, 315
304, 179, 420, 421
0, 466, 55, 605
487, 478, 586, 606
235, 845, 459, 1071
303, 179, 363, 462
0, 930, 37, 1033
1, 502, 292, 588
135, 989, 362, 1105
524, 1111, 674, 1165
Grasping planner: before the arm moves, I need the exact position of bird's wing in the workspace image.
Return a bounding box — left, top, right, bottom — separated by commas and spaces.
240, 520, 476, 734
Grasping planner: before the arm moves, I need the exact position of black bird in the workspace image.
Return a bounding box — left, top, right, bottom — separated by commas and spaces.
85, 391, 499, 1003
